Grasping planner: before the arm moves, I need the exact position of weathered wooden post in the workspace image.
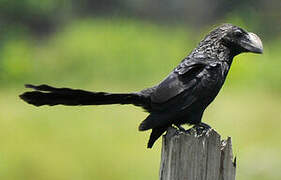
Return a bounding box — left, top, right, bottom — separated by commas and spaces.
159, 127, 236, 180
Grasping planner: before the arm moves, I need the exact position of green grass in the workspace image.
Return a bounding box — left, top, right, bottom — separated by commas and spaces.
0, 88, 280, 180
0, 18, 280, 180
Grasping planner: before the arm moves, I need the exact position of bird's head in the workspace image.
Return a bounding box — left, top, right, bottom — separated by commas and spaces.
198, 24, 263, 60
217, 24, 263, 55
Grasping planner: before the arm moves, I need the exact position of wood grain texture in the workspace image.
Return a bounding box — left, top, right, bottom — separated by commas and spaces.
159, 127, 236, 180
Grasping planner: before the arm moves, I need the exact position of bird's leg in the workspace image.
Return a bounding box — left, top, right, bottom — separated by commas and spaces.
193, 122, 212, 135
175, 125, 193, 134
176, 124, 186, 132
198, 122, 211, 129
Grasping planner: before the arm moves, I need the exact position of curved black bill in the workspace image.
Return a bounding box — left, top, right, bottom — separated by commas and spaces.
240, 32, 263, 54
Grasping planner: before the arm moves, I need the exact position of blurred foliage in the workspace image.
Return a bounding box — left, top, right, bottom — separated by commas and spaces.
0, 0, 280, 37
0, 1, 280, 180
0, 18, 280, 91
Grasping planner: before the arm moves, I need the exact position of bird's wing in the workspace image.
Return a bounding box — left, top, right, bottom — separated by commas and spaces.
150, 57, 209, 104
139, 57, 224, 131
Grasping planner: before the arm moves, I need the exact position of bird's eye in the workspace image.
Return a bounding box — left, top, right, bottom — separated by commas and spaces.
233, 30, 243, 37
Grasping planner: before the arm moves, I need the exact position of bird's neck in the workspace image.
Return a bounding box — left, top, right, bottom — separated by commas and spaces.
192, 40, 234, 64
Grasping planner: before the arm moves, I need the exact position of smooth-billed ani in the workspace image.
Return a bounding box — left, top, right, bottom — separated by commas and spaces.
20, 24, 263, 148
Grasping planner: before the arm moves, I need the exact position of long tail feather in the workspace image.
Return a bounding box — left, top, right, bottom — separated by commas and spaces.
19, 84, 147, 107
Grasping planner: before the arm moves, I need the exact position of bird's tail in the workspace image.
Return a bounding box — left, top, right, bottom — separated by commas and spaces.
19, 84, 148, 107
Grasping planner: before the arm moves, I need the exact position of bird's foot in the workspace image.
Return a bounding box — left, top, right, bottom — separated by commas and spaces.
176, 125, 193, 134
193, 122, 212, 135
175, 123, 211, 135
176, 125, 186, 132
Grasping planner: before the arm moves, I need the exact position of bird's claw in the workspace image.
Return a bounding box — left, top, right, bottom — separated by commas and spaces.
176, 125, 186, 132
193, 122, 211, 135
175, 125, 193, 134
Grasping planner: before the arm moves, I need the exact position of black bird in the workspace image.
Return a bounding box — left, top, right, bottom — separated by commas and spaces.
20, 24, 263, 148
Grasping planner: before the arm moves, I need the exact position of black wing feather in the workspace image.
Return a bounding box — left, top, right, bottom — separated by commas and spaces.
139, 58, 219, 131
150, 58, 207, 104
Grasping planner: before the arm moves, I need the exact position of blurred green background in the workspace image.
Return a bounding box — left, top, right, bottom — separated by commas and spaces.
0, 1, 280, 180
